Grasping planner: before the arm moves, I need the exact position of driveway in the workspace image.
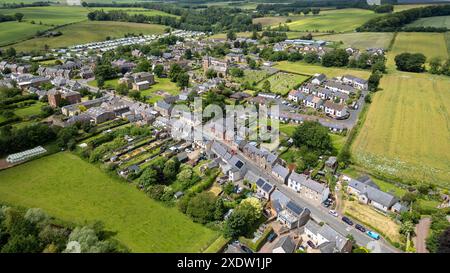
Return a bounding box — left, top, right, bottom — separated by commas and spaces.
414, 217, 431, 253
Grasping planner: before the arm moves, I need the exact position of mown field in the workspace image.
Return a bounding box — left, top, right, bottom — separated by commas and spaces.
352, 73, 450, 189
285, 9, 381, 33
257, 72, 309, 95
0, 6, 88, 26
0, 152, 219, 252
275, 61, 371, 79
7, 21, 166, 52
0, 21, 49, 47
406, 15, 450, 29
321, 32, 395, 50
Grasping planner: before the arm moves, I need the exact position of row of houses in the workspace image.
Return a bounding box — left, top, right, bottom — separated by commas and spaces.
0, 61, 31, 74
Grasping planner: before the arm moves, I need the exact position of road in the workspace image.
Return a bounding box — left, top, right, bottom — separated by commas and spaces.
414, 217, 431, 253
215, 138, 400, 253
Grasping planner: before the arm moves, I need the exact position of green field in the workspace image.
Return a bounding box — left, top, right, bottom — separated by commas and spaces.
98, 7, 178, 18
275, 61, 371, 79
0, 152, 219, 252
141, 77, 180, 103
285, 9, 380, 33
386, 32, 449, 71
8, 21, 166, 52
0, 21, 49, 47
352, 73, 450, 189
446, 32, 450, 55
321, 32, 395, 50
406, 15, 450, 29
0, 6, 88, 26
257, 72, 308, 95
14, 102, 46, 118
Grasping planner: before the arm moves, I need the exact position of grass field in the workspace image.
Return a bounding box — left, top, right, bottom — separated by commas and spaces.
14, 102, 45, 118
321, 32, 395, 50
98, 7, 178, 18
0, 21, 49, 47
275, 61, 371, 79
446, 32, 450, 55
386, 32, 449, 71
406, 16, 450, 29
285, 9, 380, 33
0, 152, 219, 252
352, 73, 450, 189
257, 72, 308, 95
141, 77, 180, 103
8, 21, 166, 51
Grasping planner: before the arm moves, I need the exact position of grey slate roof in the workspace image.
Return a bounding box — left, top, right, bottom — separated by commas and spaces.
272, 164, 290, 179
349, 178, 398, 208
273, 235, 296, 253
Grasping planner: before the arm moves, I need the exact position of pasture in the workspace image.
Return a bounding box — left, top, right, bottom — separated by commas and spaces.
275, 61, 371, 79
386, 32, 449, 71
285, 9, 380, 33
0, 6, 88, 26
0, 21, 49, 47
257, 72, 309, 95
0, 152, 219, 252
321, 32, 395, 50
405, 15, 450, 29
8, 21, 166, 52
351, 73, 450, 189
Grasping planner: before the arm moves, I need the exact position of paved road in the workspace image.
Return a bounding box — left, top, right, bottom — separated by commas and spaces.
215, 138, 400, 253
414, 217, 431, 253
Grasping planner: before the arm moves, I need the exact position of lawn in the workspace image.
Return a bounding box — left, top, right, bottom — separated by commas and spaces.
0, 21, 49, 47
321, 32, 395, 50
351, 73, 450, 189
406, 16, 450, 29
141, 77, 180, 103
88, 78, 120, 89
0, 152, 219, 252
285, 9, 381, 33
386, 32, 449, 71
14, 101, 45, 118
257, 72, 309, 95
8, 21, 166, 52
343, 199, 402, 244
275, 61, 371, 79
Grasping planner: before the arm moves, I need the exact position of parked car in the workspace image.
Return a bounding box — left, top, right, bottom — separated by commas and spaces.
322, 200, 331, 208
342, 216, 353, 226
329, 210, 338, 217
240, 245, 253, 253
267, 232, 278, 243
307, 240, 315, 248
366, 231, 380, 240
355, 224, 366, 232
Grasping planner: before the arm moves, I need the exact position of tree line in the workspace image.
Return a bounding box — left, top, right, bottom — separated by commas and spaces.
357, 4, 450, 32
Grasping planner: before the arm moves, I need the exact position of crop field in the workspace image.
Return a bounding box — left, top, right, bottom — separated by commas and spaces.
352, 73, 450, 189
275, 61, 371, 79
386, 32, 449, 71
257, 72, 309, 95
0, 152, 219, 252
253, 15, 304, 27
0, 21, 49, 47
285, 9, 380, 33
321, 32, 395, 50
406, 15, 450, 29
97, 7, 178, 18
8, 21, 166, 52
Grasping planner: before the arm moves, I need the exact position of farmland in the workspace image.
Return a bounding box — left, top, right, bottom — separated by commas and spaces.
275, 61, 371, 79
0, 6, 88, 26
386, 32, 449, 71
351, 73, 450, 189
257, 72, 309, 95
0, 152, 219, 252
7, 21, 166, 52
321, 32, 395, 50
285, 9, 381, 33
405, 15, 450, 29
0, 21, 49, 47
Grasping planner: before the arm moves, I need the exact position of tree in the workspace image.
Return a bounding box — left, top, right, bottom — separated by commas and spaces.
186, 192, 218, 224
437, 227, 450, 253
184, 48, 193, 60
227, 30, 236, 41
115, 83, 129, 96
14, 13, 24, 22
321, 49, 349, 67
292, 121, 332, 154
304, 52, 319, 63
206, 69, 217, 79
368, 72, 382, 91
163, 157, 180, 181
128, 90, 141, 100
312, 8, 320, 15
169, 63, 183, 82
223, 199, 262, 238
5, 47, 16, 58
139, 168, 159, 188
429, 57, 442, 74
153, 64, 164, 77
402, 192, 418, 204
176, 72, 189, 88
394, 53, 426, 72
229, 67, 244, 77
400, 220, 415, 236
262, 80, 271, 92
135, 59, 151, 72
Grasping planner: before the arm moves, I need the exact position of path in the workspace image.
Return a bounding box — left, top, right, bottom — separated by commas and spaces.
414, 217, 431, 253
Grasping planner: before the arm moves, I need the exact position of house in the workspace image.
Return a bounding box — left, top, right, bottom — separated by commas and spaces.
272, 235, 296, 253
225, 53, 246, 63
254, 177, 275, 200
311, 74, 326, 85
288, 171, 330, 203
202, 56, 228, 75
85, 107, 116, 124
277, 200, 311, 229
272, 163, 290, 184
324, 101, 349, 118
305, 95, 323, 109
324, 80, 357, 95
304, 220, 352, 253
154, 99, 173, 117
341, 75, 368, 90
325, 156, 337, 172
288, 89, 306, 103
347, 176, 399, 213
111, 59, 136, 73
47, 89, 82, 108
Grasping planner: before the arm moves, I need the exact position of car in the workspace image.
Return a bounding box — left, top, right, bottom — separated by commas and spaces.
240, 245, 253, 253
329, 210, 338, 217
342, 216, 353, 226
366, 231, 380, 240
307, 240, 315, 248
267, 232, 278, 243
322, 201, 331, 208
355, 224, 366, 233
236, 187, 243, 194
